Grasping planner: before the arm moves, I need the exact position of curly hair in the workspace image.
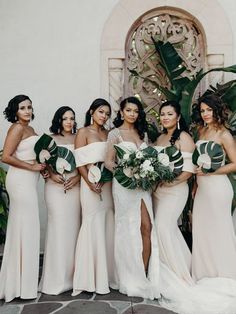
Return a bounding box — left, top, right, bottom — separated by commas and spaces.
49, 106, 77, 135
191, 94, 229, 128
3, 95, 34, 123
113, 97, 148, 140
159, 100, 189, 146
84, 98, 111, 127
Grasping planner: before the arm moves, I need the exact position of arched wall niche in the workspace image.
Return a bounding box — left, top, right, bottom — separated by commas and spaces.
101, 0, 233, 114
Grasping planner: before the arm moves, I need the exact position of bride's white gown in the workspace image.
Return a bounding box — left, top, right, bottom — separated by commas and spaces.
106, 128, 160, 300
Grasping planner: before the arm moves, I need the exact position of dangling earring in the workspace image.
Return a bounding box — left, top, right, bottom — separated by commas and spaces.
177, 120, 180, 130
90, 116, 93, 125
160, 124, 164, 132
121, 114, 124, 120
204, 121, 207, 127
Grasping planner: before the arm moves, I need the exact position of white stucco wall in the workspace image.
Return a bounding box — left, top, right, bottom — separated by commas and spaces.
0, 0, 235, 249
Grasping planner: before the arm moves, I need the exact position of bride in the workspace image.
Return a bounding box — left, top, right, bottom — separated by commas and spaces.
105, 96, 160, 300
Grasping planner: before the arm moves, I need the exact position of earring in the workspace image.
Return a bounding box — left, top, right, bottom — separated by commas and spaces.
204, 121, 207, 127
121, 114, 124, 120
177, 121, 180, 130
90, 116, 93, 124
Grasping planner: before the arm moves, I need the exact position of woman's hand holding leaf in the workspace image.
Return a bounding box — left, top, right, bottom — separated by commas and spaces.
50, 172, 65, 184
64, 175, 80, 191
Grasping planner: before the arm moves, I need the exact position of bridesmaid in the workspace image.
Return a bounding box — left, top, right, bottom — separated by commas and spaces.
40, 106, 81, 295
72, 98, 116, 295
152, 100, 195, 285
0, 95, 45, 302
192, 94, 236, 280
105, 97, 160, 299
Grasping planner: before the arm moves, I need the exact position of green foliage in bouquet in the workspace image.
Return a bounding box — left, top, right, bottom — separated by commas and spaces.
113, 145, 177, 191
192, 141, 224, 173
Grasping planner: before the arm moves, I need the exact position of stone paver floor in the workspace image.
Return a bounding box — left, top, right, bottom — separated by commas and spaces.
0, 289, 178, 314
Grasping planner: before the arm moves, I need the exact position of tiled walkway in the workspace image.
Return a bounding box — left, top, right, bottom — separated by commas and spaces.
0, 289, 177, 314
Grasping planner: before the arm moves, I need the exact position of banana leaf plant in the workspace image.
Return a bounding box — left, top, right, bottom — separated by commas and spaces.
130, 38, 236, 125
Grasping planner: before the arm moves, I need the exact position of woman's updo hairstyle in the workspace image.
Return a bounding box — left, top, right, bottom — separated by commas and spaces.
3, 95, 33, 123
160, 100, 188, 146
84, 98, 111, 127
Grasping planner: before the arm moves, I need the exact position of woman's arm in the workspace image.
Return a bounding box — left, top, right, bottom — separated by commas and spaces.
161, 132, 195, 187
214, 131, 236, 175
104, 130, 118, 173
2, 124, 45, 172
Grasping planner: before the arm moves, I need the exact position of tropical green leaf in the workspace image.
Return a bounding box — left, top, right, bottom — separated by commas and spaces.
192, 141, 224, 173
181, 66, 236, 124
228, 112, 236, 135
54, 146, 76, 174
95, 162, 113, 183
114, 168, 137, 189
159, 145, 183, 175
114, 145, 127, 159
142, 146, 158, 158
34, 133, 58, 164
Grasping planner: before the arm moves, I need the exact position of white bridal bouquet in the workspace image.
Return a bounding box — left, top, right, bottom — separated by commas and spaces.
34, 134, 76, 193
114, 145, 183, 191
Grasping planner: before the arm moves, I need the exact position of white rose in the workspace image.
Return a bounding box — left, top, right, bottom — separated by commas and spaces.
123, 153, 130, 160
141, 159, 152, 170
39, 149, 51, 163
140, 171, 146, 178
136, 151, 144, 159
147, 165, 154, 172
56, 157, 71, 174
197, 153, 211, 169
158, 153, 170, 167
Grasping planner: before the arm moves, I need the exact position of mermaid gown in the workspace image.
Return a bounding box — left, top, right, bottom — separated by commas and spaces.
72, 142, 117, 295
40, 144, 81, 295
153, 147, 194, 285
192, 140, 236, 280
105, 128, 160, 300
0, 135, 40, 302
155, 142, 236, 314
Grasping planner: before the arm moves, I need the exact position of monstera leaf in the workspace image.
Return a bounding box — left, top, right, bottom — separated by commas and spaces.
34, 134, 76, 175
192, 141, 224, 173
114, 167, 137, 189
158, 145, 183, 175
53, 146, 76, 174
34, 133, 58, 165
88, 162, 113, 184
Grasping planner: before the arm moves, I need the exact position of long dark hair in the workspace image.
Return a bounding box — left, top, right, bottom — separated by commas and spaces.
3, 94, 34, 123
191, 94, 228, 127
84, 98, 111, 127
49, 106, 77, 135
113, 97, 148, 140
160, 100, 188, 146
